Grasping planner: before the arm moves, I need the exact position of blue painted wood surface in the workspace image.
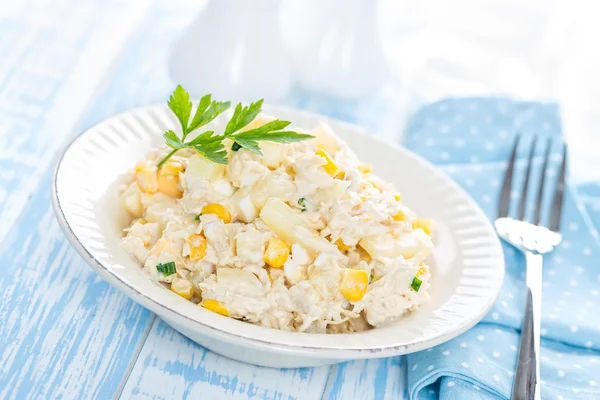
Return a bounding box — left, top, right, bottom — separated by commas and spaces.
0, 172, 154, 399
120, 319, 331, 400
12, 1, 600, 399
0, 1, 409, 399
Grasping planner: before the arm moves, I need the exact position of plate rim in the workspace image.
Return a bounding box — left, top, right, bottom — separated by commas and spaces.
51, 103, 505, 358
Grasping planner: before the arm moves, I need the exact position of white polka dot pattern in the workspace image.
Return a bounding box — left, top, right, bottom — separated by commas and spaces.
404, 98, 600, 400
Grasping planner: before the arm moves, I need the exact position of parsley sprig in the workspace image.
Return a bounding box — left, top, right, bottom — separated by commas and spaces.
157, 85, 314, 167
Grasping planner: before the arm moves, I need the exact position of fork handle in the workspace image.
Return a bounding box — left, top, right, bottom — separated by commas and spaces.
512, 252, 543, 400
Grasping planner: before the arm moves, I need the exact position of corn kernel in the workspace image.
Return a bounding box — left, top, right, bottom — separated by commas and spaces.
339, 269, 369, 302
157, 174, 183, 198
393, 193, 402, 202
159, 161, 184, 176
201, 299, 229, 316
202, 203, 232, 223
263, 237, 291, 268
135, 162, 159, 193
171, 278, 194, 300
413, 219, 434, 236
316, 148, 339, 176
357, 163, 373, 174
187, 233, 207, 261
417, 266, 426, 277
393, 210, 406, 221
335, 239, 352, 252
157, 161, 184, 198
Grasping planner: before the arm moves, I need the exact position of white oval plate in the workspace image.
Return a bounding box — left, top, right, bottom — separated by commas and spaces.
52, 104, 504, 368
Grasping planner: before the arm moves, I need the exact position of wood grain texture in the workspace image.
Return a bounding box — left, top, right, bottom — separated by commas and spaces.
0, 0, 148, 245
0, 176, 154, 399
322, 358, 406, 400
120, 319, 331, 400
0, 0, 157, 398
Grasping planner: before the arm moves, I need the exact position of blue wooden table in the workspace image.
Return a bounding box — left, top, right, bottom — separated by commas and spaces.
3, 1, 600, 399
0, 1, 409, 398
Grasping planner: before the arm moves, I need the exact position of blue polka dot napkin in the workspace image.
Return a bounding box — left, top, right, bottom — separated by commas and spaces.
403, 98, 600, 400
578, 182, 600, 235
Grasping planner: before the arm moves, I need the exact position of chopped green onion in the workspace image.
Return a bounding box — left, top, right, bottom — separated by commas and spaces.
157, 261, 176, 276
410, 276, 422, 292
194, 213, 202, 220
369, 271, 374, 283
298, 197, 307, 212
231, 142, 242, 151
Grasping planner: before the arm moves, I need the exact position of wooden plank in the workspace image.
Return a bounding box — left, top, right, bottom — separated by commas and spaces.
0, 0, 148, 246
322, 358, 406, 400
0, 177, 154, 399
0, 0, 161, 398
120, 319, 331, 400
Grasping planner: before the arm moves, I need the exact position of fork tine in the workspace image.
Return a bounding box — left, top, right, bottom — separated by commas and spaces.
549, 144, 567, 232
533, 138, 552, 225
518, 135, 537, 221
498, 134, 520, 218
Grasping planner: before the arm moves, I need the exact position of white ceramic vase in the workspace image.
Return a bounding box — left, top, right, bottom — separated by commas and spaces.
280, 0, 388, 100
169, 0, 292, 103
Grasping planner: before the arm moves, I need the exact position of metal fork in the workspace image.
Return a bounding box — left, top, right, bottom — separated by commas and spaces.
495, 134, 567, 400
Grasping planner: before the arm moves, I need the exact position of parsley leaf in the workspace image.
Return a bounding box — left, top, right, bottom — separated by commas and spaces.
237, 130, 315, 143
235, 120, 314, 143
232, 120, 314, 154
192, 140, 229, 165
224, 100, 264, 136
156, 85, 314, 167
188, 94, 231, 134
235, 120, 290, 136
187, 130, 217, 146
163, 130, 184, 149
168, 85, 193, 136
233, 137, 262, 155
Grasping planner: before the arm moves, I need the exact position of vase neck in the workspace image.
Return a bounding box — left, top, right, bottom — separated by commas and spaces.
205, 0, 281, 13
